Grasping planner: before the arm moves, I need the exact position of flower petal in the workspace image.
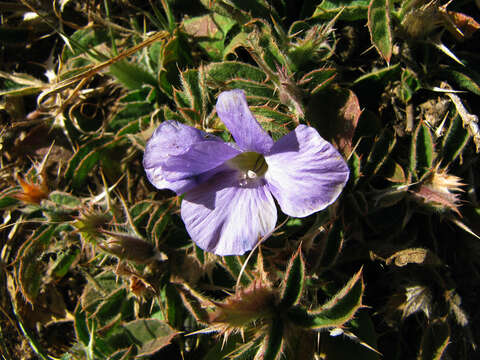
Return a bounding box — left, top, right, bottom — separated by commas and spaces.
216, 89, 274, 154
162, 141, 240, 181
143, 121, 218, 194
181, 172, 277, 256
265, 125, 349, 217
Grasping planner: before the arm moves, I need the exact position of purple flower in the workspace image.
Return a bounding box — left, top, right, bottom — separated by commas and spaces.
143, 89, 349, 256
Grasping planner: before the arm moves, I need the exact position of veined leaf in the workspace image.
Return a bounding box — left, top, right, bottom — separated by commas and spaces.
123, 318, 177, 357
368, 0, 393, 63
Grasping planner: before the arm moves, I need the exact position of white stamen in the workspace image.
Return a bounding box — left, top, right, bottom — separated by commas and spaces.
247, 170, 257, 179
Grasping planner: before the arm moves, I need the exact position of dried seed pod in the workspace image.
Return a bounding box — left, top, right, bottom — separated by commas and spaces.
99, 230, 165, 264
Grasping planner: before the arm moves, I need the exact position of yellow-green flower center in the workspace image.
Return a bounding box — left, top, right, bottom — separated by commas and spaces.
227, 152, 268, 179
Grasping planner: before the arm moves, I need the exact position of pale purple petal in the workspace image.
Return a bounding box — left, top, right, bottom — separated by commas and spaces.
265, 125, 349, 217
143, 120, 221, 194
181, 172, 277, 256
216, 89, 274, 154
162, 141, 240, 181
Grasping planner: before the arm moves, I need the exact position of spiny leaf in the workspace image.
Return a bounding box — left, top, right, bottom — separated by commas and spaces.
278, 246, 305, 309
363, 128, 397, 179
74, 305, 90, 346
441, 112, 470, 165
257, 317, 284, 360
318, 218, 344, 269
17, 225, 56, 303
440, 69, 480, 96
410, 122, 434, 180
222, 256, 252, 286
228, 336, 263, 360
417, 320, 450, 360
368, 0, 393, 63
288, 269, 364, 330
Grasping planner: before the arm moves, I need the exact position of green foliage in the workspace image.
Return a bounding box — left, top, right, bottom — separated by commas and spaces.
368, 0, 393, 63
1, 0, 480, 359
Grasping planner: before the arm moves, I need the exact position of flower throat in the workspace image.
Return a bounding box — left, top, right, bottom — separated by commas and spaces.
227, 151, 268, 185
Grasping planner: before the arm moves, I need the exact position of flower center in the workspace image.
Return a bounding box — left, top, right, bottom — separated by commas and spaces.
227, 152, 268, 185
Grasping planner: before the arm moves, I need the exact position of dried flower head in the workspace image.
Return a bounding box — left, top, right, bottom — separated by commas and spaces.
99, 230, 165, 264
414, 166, 465, 214
208, 280, 277, 341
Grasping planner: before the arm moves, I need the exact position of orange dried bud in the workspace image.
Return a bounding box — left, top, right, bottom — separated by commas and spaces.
14, 175, 49, 204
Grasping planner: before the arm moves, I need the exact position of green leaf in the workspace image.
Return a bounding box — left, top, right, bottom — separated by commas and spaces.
81, 271, 120, 312
278, 247, 305, 309
260, 317, 284, 360
108, 92, 154, 132
313, 0, 370, 21
223, 256, 252, 286
49, 191, 82, 208
0, 187, 20, 210
348, 152, 361, 186
123, 319, 177, 357
49, 247, 80, 279
441, 112, 470, 165
368, 0, 393, 63
94, 288, 130, 324
288, 269, 364, 330
353, 63, 400, 86
318, 219, 344, 269
321, 310, 380, 360
299, 68, 337, 94
363, 128, 396, 178
165, 283, 184, 328
440, 69, 480, 95
400, 68, 421, 103
207, 61, 267, 84
74, 305, 90, 346
418, 320, 450, 360
228, 336, 263, 360
65, 136, 122, 190
410, 123, 434, 179
17, 225, 56, 303
61, 28, 109, 61
183, 14, 237, 61
177, 287, 210, 324
109, 60, 157, 90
